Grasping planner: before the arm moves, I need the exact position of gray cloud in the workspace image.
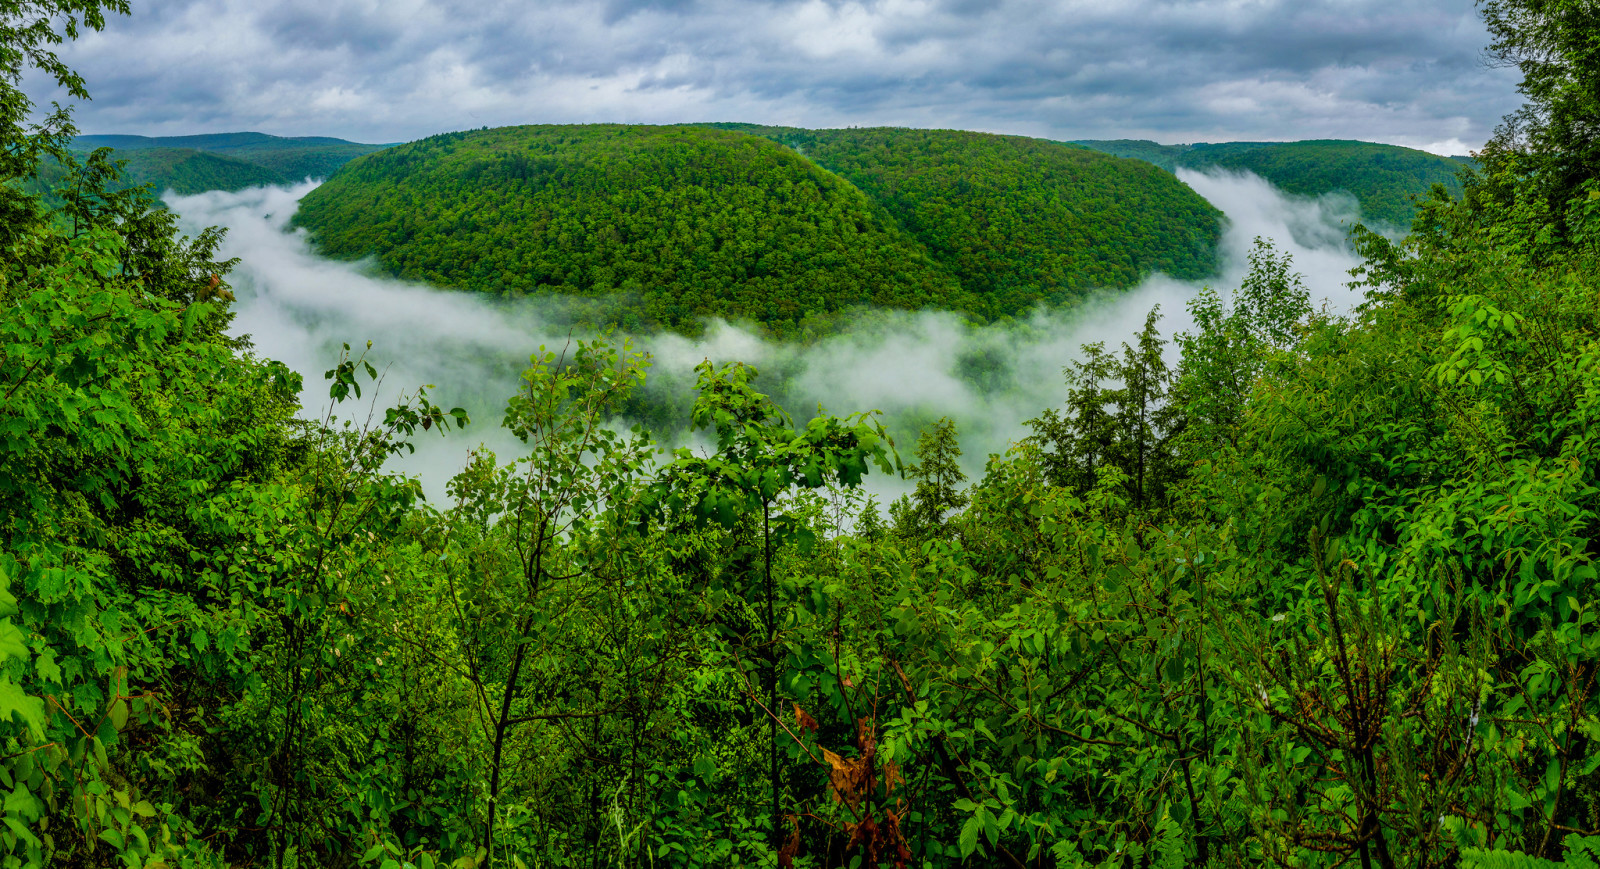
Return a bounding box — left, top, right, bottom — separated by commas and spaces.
28, 0, 1521, 154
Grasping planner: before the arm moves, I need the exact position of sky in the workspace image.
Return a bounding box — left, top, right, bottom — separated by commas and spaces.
30, 0, 1522, 155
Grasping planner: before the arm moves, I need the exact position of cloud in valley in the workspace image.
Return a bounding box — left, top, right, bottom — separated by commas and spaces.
169, 168, 1370, 504
32, 0, 1521, 154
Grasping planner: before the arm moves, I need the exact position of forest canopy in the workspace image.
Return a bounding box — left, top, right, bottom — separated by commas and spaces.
291, 124, 1222, 334
6, 0, 1600, 867
1075, 138, 1468, 226
16, 131, 389, 205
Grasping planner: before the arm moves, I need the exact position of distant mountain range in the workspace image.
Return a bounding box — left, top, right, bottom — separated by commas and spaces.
23, 132, 391, 200
17, 125, 1474, 335
1071, 139, 1467, 226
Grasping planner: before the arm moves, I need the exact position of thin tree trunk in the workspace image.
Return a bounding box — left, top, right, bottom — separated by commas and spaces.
763, 499, 780, 851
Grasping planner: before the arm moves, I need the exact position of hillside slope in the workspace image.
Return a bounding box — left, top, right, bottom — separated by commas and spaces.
292, 125, 966, 333
709, 125, 1222, 311
295, 124, 1223, 332
72, 131, 389, 185
22, 147, 291, 206
1074, 138, 1465, 226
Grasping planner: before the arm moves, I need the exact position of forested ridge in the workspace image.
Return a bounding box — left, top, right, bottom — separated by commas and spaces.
16, 131, 389, 205
23, 146, 287, 200
8, 2, 1600, 869
73, 132, 390, 186
701, 125, 1221, 306
291, 124, 1221, 334
1075, 138, 1467, 226
293, 124, 969, 335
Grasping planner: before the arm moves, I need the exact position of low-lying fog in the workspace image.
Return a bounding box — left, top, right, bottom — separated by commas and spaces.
170, 171, 1371, 505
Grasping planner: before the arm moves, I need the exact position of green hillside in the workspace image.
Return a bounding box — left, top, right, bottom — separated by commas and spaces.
98, 147, 287, 194
292, 125, 967, 334
294, 124, 1222, 332
1075, 138, 1466, 225
72, 131, 389, 185
22, 147, 289, 206
706, 125, 1222, 309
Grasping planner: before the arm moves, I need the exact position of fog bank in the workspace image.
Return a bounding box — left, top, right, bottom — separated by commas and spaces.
170, 169, 1369, 504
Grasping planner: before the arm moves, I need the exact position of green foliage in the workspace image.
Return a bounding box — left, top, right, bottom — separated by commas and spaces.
1477, 0, 1600, 228
726, 126, 1222, 314
8, 2, 1600, 868
292, 124, 966, 336
1027, 305, 1182, 511
889, 417, 967, 539
292, 123, 1222, 334
1077, 137, 1467, 226
22, 147, 288, 205
1465, 835, 1600, 867
1171, 236, 1312, 458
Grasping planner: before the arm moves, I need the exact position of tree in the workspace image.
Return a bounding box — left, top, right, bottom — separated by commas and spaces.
647, 360, 897, 854
1478, 0, 1600, 211
889, 417, 967, 539
1172, 237, 1312, 457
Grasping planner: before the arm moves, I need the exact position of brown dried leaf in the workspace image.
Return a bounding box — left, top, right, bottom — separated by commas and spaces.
794, 702, 820, 734
777, 814, 799, 868
822, 747, 870, 810
884, 759, 904, 795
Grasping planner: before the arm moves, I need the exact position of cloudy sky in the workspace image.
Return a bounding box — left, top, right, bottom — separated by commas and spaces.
30, 0, 1522, 155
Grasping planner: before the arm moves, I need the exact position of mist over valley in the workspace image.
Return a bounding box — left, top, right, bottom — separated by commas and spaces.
174, 163, 1368, 504
19, 2, 1600, 864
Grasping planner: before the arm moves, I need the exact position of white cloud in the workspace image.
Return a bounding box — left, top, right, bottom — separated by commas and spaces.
168, 167, 1373, 502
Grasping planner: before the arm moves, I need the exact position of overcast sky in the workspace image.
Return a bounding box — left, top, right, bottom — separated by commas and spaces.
28, 0, 1522, 155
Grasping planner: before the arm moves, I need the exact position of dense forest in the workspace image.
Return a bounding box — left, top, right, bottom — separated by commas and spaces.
73, 132, 390, 183
1075, 139, 1466, 226
24, 146, 286, 199
18, 131, 388, 206
292, 125, 972, 335
291, 124, 1221, 334
7, 1, 1600, 868
701, 125, 1221, 305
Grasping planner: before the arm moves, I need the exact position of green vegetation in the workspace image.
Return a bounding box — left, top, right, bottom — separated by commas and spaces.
1076, 137, 1467, 226
710, 125, 1221, 307
293, 125, 967, 334
73, 131, 389, 181
10, 1, 1600, 868
18, 131, 390, 209
27, 145, 287, 199
293, 124, 1221, 333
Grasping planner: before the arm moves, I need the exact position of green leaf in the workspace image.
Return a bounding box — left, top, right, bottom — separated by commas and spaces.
109, 698, 128, 732
959, 813, 982, 858
0, 680, 45, 740
0, 620, 26, 663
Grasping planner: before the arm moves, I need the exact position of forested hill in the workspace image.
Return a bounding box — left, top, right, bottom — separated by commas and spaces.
292, 124, 1222, 333
1075, 138, 1465, 225
27, 146, 288, 199
700, 125, 1221, 309
293, 125, 967, 334
73, 131, 390, 181
19, 131, 391, 206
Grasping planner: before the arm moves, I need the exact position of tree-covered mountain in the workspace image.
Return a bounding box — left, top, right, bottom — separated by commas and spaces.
73, 131, 389, 181
29, 145, 289, 198
293, 124, 970, 334
702, 125, 1222, 309
11, 1, 1600, 867
293, 124, 1222, 332
1076, 137, 1466, 225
